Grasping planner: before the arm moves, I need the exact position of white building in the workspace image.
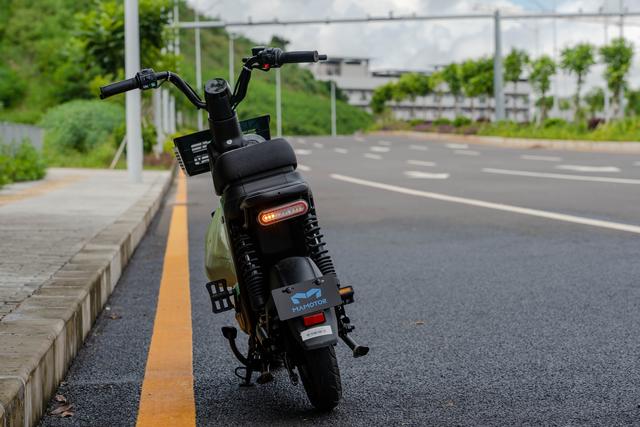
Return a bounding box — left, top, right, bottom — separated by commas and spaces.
308, 57, 532, 122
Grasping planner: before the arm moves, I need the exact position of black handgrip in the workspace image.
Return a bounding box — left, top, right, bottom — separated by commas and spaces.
99, 78, 139, 99
278, 50, 320, 64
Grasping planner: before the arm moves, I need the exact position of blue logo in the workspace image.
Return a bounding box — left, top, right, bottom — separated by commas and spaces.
290, 287, 327, 313
291, 288, 322, 304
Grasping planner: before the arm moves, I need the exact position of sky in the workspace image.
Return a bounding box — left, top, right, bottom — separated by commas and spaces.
185, 0, 640, 97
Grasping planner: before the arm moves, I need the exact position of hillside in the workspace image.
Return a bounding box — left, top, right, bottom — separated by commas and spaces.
0, 0, 372, 135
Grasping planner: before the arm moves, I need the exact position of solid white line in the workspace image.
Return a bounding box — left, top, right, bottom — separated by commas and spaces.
455, 150, 480, 156
334, 148, 348, 154
404, 171, 450, 179
409, 144, 429, 151
297, 164, 311, 172
330, 174, 640, 235
483, 168, 640, 184
370, 146, 390, 153
407, 160, 436, 167
313, 142, 324, 149
556, 164, 621, 173
446, 143, 469, 149
521, 155, 562, 162
378, 140, 393, 146
364, 153, 382, 160
294, 149, 312, 156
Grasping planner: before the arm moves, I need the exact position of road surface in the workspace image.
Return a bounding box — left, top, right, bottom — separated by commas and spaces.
40, 135, 640, 426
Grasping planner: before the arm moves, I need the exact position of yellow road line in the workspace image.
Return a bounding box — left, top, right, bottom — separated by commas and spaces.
137, 171, 196, 427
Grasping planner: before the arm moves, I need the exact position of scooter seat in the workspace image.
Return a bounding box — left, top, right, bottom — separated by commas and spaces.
212, 138, 297, 195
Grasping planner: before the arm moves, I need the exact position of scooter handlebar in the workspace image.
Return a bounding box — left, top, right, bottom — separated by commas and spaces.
99, 78, 138, 99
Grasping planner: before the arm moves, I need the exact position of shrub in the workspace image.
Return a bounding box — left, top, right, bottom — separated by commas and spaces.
0, 146, 11, 186
11, 142, 46, 181
453, 116, 472, 127
433, 117, 452, 126
40, 100, 124, 153
542, 117, 568, 128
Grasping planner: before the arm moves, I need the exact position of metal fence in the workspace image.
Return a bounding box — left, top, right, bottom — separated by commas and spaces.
0, 122, 44, 150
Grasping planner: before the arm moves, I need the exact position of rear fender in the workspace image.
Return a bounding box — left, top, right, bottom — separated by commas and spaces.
269, 257, 338, 350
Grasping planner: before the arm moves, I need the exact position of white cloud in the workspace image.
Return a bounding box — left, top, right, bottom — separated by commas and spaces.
187, 0, 640, 96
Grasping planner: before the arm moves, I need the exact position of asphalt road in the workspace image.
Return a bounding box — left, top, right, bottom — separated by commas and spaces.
40, 134, 640, 426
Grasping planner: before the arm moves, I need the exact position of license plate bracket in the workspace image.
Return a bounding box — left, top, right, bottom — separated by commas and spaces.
271, 274, 342, 321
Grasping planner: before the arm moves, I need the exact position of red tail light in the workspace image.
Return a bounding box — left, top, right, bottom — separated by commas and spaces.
303, 312, 326, 327
258, 200, 309, 226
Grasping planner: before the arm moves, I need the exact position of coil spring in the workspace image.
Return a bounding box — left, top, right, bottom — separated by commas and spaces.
230, 227, 267, 311
302, 209, 335, 275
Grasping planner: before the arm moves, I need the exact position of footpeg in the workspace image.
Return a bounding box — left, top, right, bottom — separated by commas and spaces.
206, 279, 234, 313
340, 333, 369, 358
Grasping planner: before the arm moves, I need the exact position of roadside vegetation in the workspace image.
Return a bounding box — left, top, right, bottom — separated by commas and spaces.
372, 40, 639, 142
0, 0, 372, 169
0, 141, 47, 188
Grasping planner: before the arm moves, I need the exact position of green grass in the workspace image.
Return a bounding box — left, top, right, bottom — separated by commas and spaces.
477, 118, 640, 142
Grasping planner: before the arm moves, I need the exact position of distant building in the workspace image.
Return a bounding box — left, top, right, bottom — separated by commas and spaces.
307, 57, 532, 122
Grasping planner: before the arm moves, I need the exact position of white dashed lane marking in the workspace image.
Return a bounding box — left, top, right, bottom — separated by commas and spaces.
407, 160, 436, 167
378, 140, 393, 146
294, 149, 312, 156
334, 148, 348, 154
297, 164, 311, 172
446, 143, 469, 149
404, 171, 450, 179
454, 150, 480, 156
409, 145, 429, 151
313, 142, 324, 149
370, 146, 390, 153
354, 136, 366, 142
556, 165, 621, 173
521, 155, 562, 162
364, 153, 382, 160
483, 168, 640, 184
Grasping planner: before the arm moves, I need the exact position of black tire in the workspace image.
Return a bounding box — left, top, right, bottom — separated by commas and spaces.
297, 345, 342, 411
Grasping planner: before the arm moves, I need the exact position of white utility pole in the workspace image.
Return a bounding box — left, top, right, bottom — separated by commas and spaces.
169, 96, 176, 133
195, 12, 204, 130
124, 0, 143, 183
330, 81, 337, 137
153, 90, 163, 154
162, 89, 170, 134
493, 10, 506, 121
552, 0, 559, 115
619, 0, 625, 117
604, 13, 611, 122
275, 68, 282, 137
228, 34, 235, 88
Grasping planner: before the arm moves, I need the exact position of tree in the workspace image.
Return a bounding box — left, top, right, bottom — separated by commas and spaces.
584, 87, 604, 119
460, 58, 493, 120
269, 35, 290, 49
599, 37, 634, 118
75, 0, 173, 78
504, 48, 529, 118
371, 82, 395, 114
560, 43, 596, 120
441, 63, 462, 116
529, 55, 556, 122
430, 71, 445, 118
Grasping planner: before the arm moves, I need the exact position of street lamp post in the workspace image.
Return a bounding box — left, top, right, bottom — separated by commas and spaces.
124, 0, 143, 183
493, 10, 506, 121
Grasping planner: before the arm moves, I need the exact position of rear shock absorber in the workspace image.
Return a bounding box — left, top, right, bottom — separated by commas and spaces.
230, 227, 267, 311
302, 208, 335, 275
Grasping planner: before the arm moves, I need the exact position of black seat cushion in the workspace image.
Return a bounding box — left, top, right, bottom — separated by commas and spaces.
213, 138, 297, 194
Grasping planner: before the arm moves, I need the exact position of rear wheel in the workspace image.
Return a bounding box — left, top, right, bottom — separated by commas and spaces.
297, 346, 342, 411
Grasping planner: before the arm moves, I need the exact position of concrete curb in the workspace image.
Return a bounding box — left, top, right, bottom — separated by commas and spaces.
380, 131, 640, 153
0, 167, 176, 427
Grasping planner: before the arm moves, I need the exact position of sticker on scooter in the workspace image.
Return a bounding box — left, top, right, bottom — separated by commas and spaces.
291, 287, 321, 304
301, 325, 333, 341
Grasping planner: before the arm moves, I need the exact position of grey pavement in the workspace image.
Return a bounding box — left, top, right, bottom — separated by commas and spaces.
0, 168, 170, 318
40, 136, 640, 426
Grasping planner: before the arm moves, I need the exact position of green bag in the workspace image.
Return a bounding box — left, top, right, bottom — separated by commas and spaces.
204, 206, 237, 286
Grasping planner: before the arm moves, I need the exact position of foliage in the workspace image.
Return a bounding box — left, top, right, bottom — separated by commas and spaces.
477, 117, 640, 141
432, 117, 451, 126
584, 87, 604, 118
599, 38, 634, 116
40, 100, 124, 154
560, 43, 596, 117
460, 58, 494, 99
529, 55, 556, 121
371, 83, 395, 114
626, 89, 640, 117
75, 0, 172, 78
504, 48, 529, 85
0, 141, 46, 186
0, 66, 27, 109
453, 116, 472, 127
